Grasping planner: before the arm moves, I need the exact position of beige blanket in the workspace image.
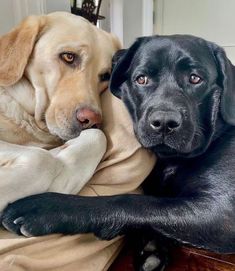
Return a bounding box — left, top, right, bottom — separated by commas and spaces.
0, 90, 156, 271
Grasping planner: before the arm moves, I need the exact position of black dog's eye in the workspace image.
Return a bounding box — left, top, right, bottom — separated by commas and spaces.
99, 72, 111, 82
189, 74, 202, 84
60, 52, 77, 64
136, 75, 149, 85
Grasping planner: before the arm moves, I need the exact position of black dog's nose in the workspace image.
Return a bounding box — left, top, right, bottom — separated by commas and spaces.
150, 111, 182, 134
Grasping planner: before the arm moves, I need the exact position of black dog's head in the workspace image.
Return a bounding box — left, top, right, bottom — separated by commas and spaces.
110, 35, 235, 158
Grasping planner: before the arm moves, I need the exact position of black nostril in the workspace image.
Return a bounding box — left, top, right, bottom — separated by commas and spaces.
151, 120, 161, 129
81, 119, 89, 125
79, 118, 90, 128
167, 120, 180, 130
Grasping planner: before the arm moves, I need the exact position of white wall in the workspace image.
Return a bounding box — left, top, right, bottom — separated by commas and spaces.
0, 1, 16, 35
110, 0, 153, 48
154, 0, 235, 63
0, 0, 152, 47
123, 0, 143, 47
45, 0, 70, 13
0, 0, 70, 36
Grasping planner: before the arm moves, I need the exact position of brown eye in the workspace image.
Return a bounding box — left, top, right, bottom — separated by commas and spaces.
136, 75, 149, 85
189, 74, 202, 84
60, 52, 76, 64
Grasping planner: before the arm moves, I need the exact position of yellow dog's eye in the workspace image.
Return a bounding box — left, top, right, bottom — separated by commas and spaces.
60, 52, 76, 64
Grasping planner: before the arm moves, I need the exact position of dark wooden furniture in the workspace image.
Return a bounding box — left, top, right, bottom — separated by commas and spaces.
109, 245, 235, 271
166, 247, 235, 271
71, 0, 105, 25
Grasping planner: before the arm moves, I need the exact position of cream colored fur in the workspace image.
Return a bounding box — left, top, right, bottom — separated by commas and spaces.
0, 12, 120, 211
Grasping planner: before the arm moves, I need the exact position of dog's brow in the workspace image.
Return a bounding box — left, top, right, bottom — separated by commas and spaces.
56, 43, 89, 51
177, 57, 204, 71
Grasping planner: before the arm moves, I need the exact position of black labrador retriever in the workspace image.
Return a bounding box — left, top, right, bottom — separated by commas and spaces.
1, 35, 235, 256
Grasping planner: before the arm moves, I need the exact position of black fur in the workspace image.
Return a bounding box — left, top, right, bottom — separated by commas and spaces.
1, 35, 235, 254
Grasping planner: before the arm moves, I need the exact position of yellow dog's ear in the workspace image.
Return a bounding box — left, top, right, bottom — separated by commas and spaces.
0, 15, 46, 87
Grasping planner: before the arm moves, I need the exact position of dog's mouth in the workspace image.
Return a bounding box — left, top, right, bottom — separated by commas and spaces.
150, 144, 179, 158
136, 124, 199, 157
45, 104, 103, 141
135, 108, 202, 157
90, 124, 101, 129
137, 133, 184, 156
137, 127, 206, 158
47, 122, 102, 142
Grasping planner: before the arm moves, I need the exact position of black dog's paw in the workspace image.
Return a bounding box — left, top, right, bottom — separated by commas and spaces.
2, 213, 40, 237
1, 193, 64, 236
138, 240, 167, 271
1, 192, 124, 239
141, 255, 163, 271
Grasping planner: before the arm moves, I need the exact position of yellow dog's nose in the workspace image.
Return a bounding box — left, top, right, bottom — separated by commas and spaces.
76, 108, 102, 129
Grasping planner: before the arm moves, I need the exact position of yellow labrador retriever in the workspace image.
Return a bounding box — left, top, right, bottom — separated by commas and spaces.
0, 12, 120, 210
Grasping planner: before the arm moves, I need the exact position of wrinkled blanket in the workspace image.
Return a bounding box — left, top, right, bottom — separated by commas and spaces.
0, 90, 156, 271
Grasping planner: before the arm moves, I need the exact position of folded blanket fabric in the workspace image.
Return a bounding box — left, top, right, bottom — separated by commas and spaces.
0, 90, 156, 271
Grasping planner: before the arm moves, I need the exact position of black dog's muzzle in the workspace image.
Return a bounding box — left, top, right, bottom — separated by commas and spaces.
137, 101, 196, 156
149, 109, 183, 135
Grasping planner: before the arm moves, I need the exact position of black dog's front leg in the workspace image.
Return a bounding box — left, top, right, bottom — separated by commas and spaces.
1, 192, 234, 253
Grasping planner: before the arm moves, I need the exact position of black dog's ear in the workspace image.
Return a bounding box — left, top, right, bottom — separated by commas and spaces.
111, 49, 127, 71
109, 37, 146, 98
211, 43, 235, 125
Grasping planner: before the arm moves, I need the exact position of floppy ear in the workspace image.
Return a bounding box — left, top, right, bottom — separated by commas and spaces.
110, 37, 147, 98
211, 43, 235, 125
111, 49, 127, 71
0, 15, 46, 87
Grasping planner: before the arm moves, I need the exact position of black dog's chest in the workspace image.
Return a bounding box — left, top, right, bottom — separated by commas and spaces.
143, 160, 184, 197
144, 159, 204, 198
144, 126, 235, 199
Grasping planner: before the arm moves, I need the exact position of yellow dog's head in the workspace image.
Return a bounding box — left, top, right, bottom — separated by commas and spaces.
0, 12, 120, 140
